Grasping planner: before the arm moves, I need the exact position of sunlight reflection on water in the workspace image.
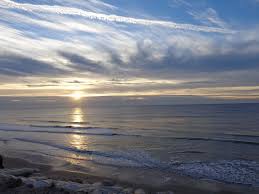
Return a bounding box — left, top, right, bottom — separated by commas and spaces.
72, 107, 84, 128
67, 107, 90, 164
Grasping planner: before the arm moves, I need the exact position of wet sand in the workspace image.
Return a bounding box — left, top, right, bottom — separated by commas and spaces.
1, 155, 259, 194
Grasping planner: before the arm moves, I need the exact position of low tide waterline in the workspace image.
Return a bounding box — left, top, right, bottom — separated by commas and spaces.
0, 97, 259, 190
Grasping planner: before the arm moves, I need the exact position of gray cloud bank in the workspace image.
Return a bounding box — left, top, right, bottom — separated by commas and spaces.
0, 53, 66, 76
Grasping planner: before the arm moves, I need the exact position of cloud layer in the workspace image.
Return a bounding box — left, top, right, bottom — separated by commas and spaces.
1, 0, 233, 33
0, 0, 258, 100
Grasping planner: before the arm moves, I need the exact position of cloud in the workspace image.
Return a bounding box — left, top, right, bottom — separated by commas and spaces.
4, 0, 117, 13
104, 29, 259, 86
0, 0, 258, 99
188, 8, 228, 28
0, 0, 233, 34
170, 1, 228, 28
169, 0, 192, 8
59, 51, 108, 74
26, 84, 59, 88
0, 53, 67, 76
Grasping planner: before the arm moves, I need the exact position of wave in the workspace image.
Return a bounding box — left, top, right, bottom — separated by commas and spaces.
174, 160, 259, 186
13, 137, 259, 187
0, 128, 130, 137
0, 137, 9, 143
28, 124, 120, 131
14, 138, 162, 168
1, 123, 259, 146
226, 133, 259, 139
21, 119, 90, 125
172, 151, 206, 154
172, 137, 259, 146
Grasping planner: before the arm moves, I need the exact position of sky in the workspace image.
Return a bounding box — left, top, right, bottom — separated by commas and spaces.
0, 0, 259, 101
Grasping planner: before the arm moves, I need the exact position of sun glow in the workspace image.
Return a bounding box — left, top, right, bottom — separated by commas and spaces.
70, 91, 84, 100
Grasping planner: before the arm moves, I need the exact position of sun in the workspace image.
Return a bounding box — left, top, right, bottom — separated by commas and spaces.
70, 91, 83, 101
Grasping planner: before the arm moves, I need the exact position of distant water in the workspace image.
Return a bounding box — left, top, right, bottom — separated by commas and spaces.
0, 97, 259, 187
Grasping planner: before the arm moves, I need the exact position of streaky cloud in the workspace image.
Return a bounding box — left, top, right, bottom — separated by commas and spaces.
0, 0, 234, 34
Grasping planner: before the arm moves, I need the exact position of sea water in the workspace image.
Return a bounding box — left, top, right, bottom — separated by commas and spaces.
0, 97, 259, 187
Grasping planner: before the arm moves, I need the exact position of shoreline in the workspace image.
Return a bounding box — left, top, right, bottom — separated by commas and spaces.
1, 155, 259, 194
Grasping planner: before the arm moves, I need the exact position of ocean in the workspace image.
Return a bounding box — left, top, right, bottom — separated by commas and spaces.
0, 97, 259, 188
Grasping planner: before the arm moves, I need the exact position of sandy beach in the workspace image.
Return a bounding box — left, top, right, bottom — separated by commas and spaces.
0, 155, 258, 194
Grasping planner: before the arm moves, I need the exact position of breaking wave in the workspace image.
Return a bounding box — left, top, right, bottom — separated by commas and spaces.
13, 137, 259, 187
